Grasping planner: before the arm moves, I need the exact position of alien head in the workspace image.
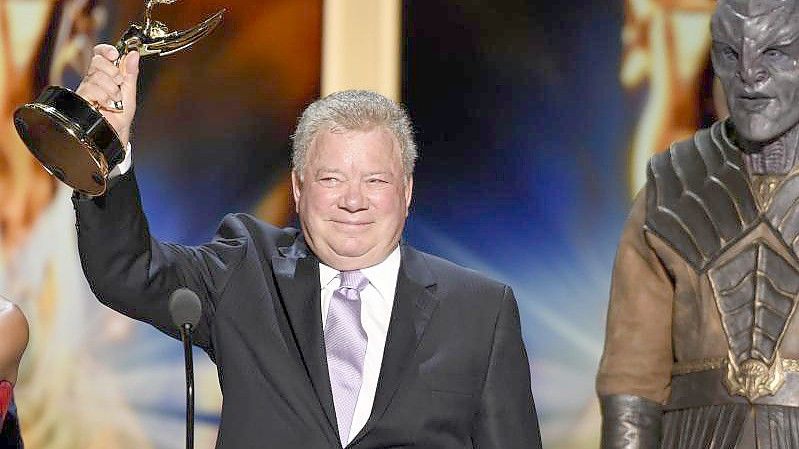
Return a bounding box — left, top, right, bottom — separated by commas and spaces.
711, 0, 799, 144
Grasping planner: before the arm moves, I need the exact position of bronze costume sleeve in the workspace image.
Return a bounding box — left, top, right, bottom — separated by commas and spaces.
597, 188, 674, 404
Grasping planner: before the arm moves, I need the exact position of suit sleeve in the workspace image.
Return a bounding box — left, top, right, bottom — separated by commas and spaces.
73, 169, 248, 354
596, 189, 674, 449
472, 286, 542, 449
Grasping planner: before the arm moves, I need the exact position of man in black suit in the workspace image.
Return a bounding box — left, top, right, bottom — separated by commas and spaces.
72, 45, 541, 448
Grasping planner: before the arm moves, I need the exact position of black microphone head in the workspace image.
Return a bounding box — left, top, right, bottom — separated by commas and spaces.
169, 288, 202, 329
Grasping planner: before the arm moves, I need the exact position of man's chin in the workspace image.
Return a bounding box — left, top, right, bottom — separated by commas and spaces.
317, 245, 374, 269
331, 247, 370, 259
327, 242, 400, 269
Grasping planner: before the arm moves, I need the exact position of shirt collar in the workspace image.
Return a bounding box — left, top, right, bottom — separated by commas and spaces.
319, 246, 402, 299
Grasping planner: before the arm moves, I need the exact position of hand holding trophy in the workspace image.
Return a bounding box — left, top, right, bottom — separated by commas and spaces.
76, 45, 140, 155
13, 0, 225, 197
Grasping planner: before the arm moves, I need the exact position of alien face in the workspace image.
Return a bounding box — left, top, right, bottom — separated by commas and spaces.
711, 0, 799, 143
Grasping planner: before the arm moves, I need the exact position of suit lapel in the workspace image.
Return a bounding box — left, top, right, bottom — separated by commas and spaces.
348, 246, 440, 446
272, 239, 340, 444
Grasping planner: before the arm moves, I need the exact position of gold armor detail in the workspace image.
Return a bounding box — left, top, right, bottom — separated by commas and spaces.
673, 353, 795, 401
723, 350, 785, 401
673, 356, 799, 375
706, 237, 799, 402
750, 175, 782, 210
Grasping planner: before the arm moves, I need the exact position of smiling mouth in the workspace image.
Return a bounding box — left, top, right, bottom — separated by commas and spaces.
330, 220, 373, 227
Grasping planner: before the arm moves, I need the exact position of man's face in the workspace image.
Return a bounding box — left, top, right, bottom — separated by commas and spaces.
292, 127, 412, 271
711, 0, 799, 143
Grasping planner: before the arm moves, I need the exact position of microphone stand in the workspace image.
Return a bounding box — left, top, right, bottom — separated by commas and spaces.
179, 323, 195, 449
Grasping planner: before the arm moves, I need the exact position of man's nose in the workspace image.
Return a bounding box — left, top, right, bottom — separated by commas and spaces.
339, 181, 367, 211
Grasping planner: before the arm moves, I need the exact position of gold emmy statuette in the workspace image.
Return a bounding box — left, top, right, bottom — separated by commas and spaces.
13, 0, 225, 196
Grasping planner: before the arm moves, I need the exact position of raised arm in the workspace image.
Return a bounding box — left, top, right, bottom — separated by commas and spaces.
73, 169, 250, 353
72, 44, 248, 352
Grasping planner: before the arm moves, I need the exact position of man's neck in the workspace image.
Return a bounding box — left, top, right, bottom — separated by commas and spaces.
739, 125, 799, 176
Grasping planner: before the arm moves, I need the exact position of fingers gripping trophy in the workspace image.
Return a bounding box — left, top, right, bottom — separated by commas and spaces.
13, 0, 225, 196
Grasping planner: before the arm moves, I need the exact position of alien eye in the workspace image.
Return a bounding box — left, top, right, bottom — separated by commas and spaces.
722, 46, 738, 61
764, 48, 788, 61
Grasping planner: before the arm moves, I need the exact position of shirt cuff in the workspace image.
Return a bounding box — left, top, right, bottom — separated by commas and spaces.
109, 142, 133, 178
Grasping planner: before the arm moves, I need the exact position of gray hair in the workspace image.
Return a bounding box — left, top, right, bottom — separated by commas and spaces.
291, 90, 417, 180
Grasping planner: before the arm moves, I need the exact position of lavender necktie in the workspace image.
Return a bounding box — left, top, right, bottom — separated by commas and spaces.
325, 270, 369, 444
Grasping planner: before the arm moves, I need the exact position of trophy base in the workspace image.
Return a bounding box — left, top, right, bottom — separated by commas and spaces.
13, 86, 126, 197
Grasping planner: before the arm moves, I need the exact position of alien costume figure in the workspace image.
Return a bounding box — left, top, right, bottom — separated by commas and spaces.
597, 1, 799, 448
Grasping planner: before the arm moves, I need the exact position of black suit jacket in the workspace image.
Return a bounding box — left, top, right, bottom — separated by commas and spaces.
73, 171, 542, 448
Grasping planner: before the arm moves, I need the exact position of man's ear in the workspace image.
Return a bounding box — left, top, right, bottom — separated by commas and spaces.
291, 171, 302, 214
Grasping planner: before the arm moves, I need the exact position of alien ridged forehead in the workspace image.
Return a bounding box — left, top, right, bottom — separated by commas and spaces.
711, 0, 799, 49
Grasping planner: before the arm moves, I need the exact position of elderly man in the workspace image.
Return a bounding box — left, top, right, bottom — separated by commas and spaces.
72, 46, 541, 448
598, 0, 799, 448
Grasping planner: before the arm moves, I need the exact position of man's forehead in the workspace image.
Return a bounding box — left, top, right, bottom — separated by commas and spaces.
712, 0, 799, 46
307, 127, 402, 164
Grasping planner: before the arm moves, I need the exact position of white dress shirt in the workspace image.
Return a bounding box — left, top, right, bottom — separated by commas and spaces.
319, 247, 400, 445
112, 142, 133, 176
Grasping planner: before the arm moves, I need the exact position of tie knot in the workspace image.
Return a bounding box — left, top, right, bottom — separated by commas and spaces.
338, 270, 368, 292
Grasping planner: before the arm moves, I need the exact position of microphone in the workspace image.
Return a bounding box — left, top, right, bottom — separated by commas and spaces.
169, 288, 202, 449
170, 288, 202, 330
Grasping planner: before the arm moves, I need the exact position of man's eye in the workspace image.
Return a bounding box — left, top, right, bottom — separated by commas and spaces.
367, 178, 388, 184
319, 177, 340, 186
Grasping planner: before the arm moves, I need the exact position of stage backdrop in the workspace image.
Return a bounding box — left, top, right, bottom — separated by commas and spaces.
402, 1, 719, 448
0, 0, 718, 448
